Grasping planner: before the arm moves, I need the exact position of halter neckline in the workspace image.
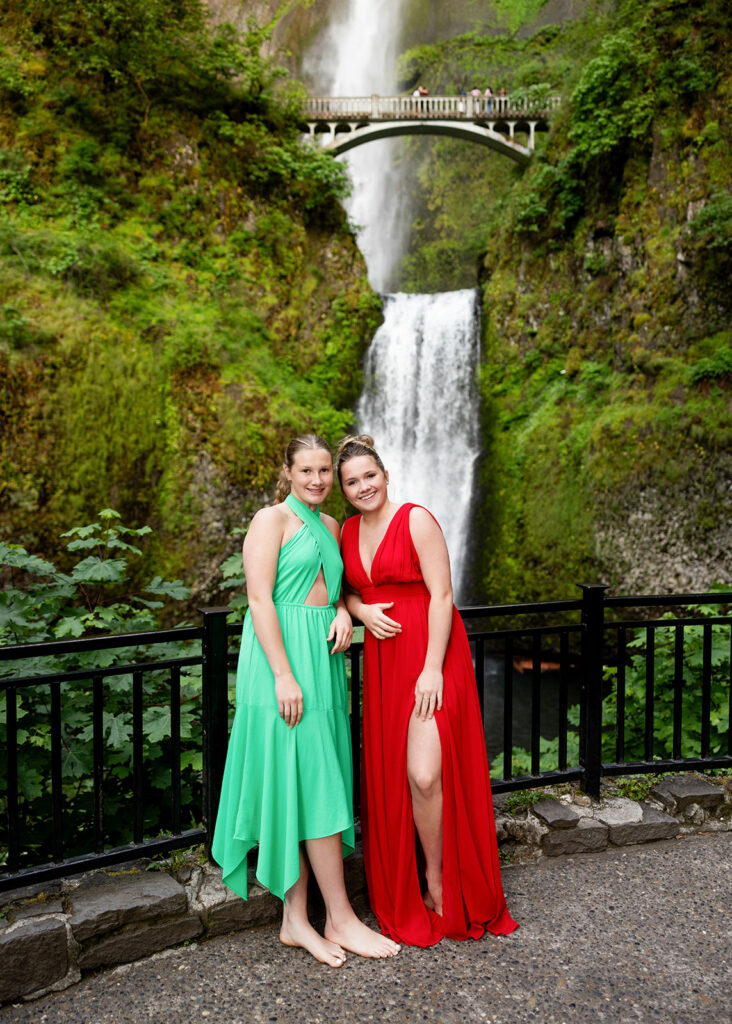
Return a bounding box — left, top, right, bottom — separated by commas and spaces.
285, 493, 321, 518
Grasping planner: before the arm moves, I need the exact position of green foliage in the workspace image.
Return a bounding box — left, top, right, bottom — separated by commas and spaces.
0, 510, 205, 867
613, 774, 664, 801
501, 787, 549, 815
688, 342, 732, 384
493, 603, 730, 780
492, 725, 581, 779
568, 29, 654, 163
206, 111, 350, 221
0, 509, 189, 646
0, 0, 375, 592
687, 191, 732, 296
603, 606, 731, 762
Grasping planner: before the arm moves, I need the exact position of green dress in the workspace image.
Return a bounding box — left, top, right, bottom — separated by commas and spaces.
211, 494, 354, 902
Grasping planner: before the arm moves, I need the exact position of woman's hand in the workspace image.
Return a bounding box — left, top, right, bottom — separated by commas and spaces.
275, 672, 303, 728
360, 601, 402, 640
328, 606, 353, 653
413, 668, 443, 720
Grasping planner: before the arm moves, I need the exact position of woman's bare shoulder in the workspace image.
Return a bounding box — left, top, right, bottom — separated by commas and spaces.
408, 504, 440, 532
321, 512, 341, 541
247, 503, 290, 538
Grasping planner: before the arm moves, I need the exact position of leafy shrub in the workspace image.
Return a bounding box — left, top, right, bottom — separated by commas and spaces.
687, 193, 732, 303
0, 54, 34, 108
43, 236, 140, 297
0, 150, 41, 205
568, 29, 653, 163
688, 345, 732, 384
0, 510, 202, 868
603, 608, 731, 762
492, 602, 730, 780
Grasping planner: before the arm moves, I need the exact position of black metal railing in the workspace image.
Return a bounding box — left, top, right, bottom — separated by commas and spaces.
2, 586, 730, 892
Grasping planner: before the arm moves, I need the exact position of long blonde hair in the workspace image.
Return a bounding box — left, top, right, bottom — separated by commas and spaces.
334, 434, 386, 483
274, 434, 333, 503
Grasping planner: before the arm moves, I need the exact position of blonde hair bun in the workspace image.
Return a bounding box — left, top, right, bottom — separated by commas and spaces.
335, 434, 385, 481
335, 433, 375, 460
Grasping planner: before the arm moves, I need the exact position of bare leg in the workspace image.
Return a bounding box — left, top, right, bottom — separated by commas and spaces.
305, 834, 400, 958
280, 845, 347, 967
407, 713, 443, 915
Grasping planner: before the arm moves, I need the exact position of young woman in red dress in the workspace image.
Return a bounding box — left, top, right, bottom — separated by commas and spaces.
336, 435, 518, 947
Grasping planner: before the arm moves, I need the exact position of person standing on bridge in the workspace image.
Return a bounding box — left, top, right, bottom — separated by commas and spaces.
484, 86, 493, 114
336, 435, 518, 947
212, 434, 400, 967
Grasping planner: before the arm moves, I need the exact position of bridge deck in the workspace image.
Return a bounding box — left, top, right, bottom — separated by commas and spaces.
305, 93, 560, 122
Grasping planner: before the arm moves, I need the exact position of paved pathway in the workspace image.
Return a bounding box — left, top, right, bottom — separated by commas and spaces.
2, 833, 730, 1024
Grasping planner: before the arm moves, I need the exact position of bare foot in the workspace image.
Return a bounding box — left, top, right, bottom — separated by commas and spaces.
280, 914, 347, 968
424, 874, 443, 916
325, 914, 400, 959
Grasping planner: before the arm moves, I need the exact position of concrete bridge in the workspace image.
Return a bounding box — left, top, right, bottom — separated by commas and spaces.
303, 93, 560, 165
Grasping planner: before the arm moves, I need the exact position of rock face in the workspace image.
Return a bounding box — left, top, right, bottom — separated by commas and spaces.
69, 870, 188, 942
651, 775, 726, 813
0, 916, 79, 1003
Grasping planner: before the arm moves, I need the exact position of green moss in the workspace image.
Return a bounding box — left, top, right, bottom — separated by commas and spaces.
0, 0, 375, 594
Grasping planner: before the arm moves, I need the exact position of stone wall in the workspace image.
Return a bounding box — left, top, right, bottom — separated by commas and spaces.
1, 773, 729, 1006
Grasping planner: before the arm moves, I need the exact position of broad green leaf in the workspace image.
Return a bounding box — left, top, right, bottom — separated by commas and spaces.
62, 523, 100, 539
220, 552, 244, 580
66, 537, 103, 551
104, 711, 132, 748
180, 750, 203, 771
0, 544, 58, 576
145, 576, 191, 600
71, 557, 128, 583
18, 768, 44, 801
62, 749, 87, 779
143, 705, 171, 744
54, 616, 86, 639
105, 538, 143, 554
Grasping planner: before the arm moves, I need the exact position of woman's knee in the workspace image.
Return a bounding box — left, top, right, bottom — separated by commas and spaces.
407, 764, 442, 798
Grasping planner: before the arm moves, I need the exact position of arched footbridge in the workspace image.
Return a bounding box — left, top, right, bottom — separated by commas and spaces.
303, 93, 560, 165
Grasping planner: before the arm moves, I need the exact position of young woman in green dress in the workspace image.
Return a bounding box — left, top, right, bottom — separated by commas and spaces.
212, 434, 399, 967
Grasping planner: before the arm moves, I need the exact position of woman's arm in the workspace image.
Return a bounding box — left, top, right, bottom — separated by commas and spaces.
323, 516, 353, 653
243, 507, 302, 728
409, 506, 454, 720
345, 588, 401, 640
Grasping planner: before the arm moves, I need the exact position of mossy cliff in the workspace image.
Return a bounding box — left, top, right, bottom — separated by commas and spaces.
0, 0, 380, 601
386, 0, 732, 601
2, 0, 729, 607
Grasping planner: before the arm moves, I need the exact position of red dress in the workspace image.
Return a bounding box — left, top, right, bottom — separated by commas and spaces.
341, 504, 518, 946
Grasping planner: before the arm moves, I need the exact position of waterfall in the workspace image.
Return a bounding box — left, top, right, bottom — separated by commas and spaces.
304, 1, 483, 599
303, 0, 409, 291
357, 291, 482, 596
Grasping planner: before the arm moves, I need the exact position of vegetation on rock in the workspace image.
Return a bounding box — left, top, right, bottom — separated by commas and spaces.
0, 0, 379, 603
387, 0, 731, 601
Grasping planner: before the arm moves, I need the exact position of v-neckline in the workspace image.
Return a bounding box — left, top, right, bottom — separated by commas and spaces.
358, 504, 405, 583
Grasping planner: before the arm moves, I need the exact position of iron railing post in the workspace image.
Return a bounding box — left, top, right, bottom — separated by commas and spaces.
579, 584, 608, 798
200, 606, 231, 852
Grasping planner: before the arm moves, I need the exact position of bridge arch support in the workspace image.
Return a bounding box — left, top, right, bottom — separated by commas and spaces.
306, 120, 535, 165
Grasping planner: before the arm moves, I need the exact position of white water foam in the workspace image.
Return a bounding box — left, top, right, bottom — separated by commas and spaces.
356, 290, 482, 597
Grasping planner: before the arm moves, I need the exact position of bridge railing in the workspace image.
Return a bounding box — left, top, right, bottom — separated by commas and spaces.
304, 93, 561, 121
2, 587, 730, 892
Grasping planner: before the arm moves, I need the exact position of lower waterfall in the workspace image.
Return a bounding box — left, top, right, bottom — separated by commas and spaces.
356, 289, 482, 600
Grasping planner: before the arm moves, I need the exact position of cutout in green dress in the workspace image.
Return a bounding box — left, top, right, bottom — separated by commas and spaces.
211, 494, 355, 901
